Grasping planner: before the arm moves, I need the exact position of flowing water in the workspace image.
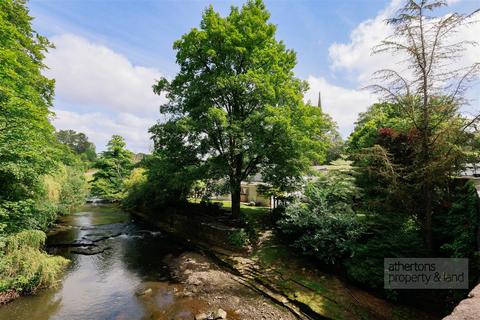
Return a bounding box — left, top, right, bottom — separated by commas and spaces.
0, 204, 204, 320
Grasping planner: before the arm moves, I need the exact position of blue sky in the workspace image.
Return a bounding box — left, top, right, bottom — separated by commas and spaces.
29, 0, 480, 152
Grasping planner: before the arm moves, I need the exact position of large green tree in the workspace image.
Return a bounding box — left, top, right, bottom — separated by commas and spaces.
91, 135, 133, 201
347, 103, 406, 153
56, 129, 96, 163
0, 0, 57, 201
152, 0, 330, 217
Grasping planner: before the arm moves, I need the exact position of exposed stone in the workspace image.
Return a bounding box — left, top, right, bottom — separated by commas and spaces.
195, 313, 209, 320
135, 287, 152, 296
443, 284, 480, 320
143, 288, 153, 295
214, 308, 227, 319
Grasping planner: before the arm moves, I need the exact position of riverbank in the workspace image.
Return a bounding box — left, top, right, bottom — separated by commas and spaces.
150, 251, 297, 319
132, 208, 438, 320
0, 290, 20, 305
0, 204, 301, 320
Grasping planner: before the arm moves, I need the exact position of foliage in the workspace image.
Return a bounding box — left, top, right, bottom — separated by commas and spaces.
0, 200, 56, 235
0, 0, 58, 202
133, 121, 203, 210
0, 0, 88, 300
151, 0, 332, 217
366, 0, 480, 251
121, 168, 148, 210
278, 169, 362, 265
464, 130, 480, 175
325, 129, 344, 164
41, 164, 88, 215
57, 166, 88, 214
91, 135, 133, 201
0, 230, 69, 293
353, 100, 475, 252
345, 214, 425, 288
228, 228, 250, 248
188, 179, 229, 201
0, 0, 88, 234
56, 129, 97, 165
435, 180, 479, 258
347, 103, 406, 153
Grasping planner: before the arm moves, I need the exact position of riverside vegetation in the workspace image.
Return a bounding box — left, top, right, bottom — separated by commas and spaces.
0, 0, 93, 301
1, 0, 479, 318
122, 0, 480, 316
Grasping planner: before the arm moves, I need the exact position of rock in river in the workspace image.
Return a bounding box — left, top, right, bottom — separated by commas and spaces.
135, 288, 153, 296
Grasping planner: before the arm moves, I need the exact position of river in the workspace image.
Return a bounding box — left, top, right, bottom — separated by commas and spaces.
0, 204, 208, 320
0, 204, 435, 320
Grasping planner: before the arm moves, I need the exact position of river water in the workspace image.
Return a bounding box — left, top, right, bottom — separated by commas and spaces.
0, 204, 201, 320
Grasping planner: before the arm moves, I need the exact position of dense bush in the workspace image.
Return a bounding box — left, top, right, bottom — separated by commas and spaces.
228, 228, 250, 248
0, 200, 57, 235
124, 152, 200, 212
345, 214, 425, 288
278, 169, 363, 265
57, 166, 88, 214
0, 230, 69, 293
122, 168, 148, 210
435, 180, 479, 258
43, 164, 88, 215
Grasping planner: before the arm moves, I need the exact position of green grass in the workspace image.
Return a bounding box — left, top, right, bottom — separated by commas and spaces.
189, 198, 271, 244
189, 199, 269, 215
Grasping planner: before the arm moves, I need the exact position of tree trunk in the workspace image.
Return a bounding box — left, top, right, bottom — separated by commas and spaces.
231, 182, 241, 219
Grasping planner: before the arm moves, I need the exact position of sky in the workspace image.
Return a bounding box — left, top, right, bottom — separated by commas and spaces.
29, 0, 480, 153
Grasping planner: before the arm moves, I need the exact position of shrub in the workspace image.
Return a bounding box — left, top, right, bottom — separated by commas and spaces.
0, 230, 69, 294
0, 200, 57, 234
435, 180, 479, 258
57, 166, 88, 214
345, 214, 425, 288
42, 164, 88, 215
228, 228, 250, 248
122, 168, 148, 210
278, 169, 363, 265
278, 201, 362, 264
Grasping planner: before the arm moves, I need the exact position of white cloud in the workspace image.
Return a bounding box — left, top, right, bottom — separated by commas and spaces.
44, 34, 167, 152
328, 0, 403, 83
52, 109, 155, 153
305, 76, 377, 136
328, 1, 480, 85
45, 34, 166, 116
327, 0, 480, 129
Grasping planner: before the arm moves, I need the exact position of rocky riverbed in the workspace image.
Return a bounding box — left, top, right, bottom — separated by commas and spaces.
164, 252, 296, 320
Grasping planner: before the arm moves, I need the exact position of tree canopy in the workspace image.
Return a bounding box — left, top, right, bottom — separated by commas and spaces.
151, 0, 332, 217
91, 135, 133, 201
0, 0, 57, 201
56, 130, 96, 163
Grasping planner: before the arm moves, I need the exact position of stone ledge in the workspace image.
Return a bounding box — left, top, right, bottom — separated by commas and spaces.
443, 284, 480, 320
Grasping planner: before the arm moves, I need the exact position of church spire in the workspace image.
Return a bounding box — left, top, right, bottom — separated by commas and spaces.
317, 91, 322, 111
